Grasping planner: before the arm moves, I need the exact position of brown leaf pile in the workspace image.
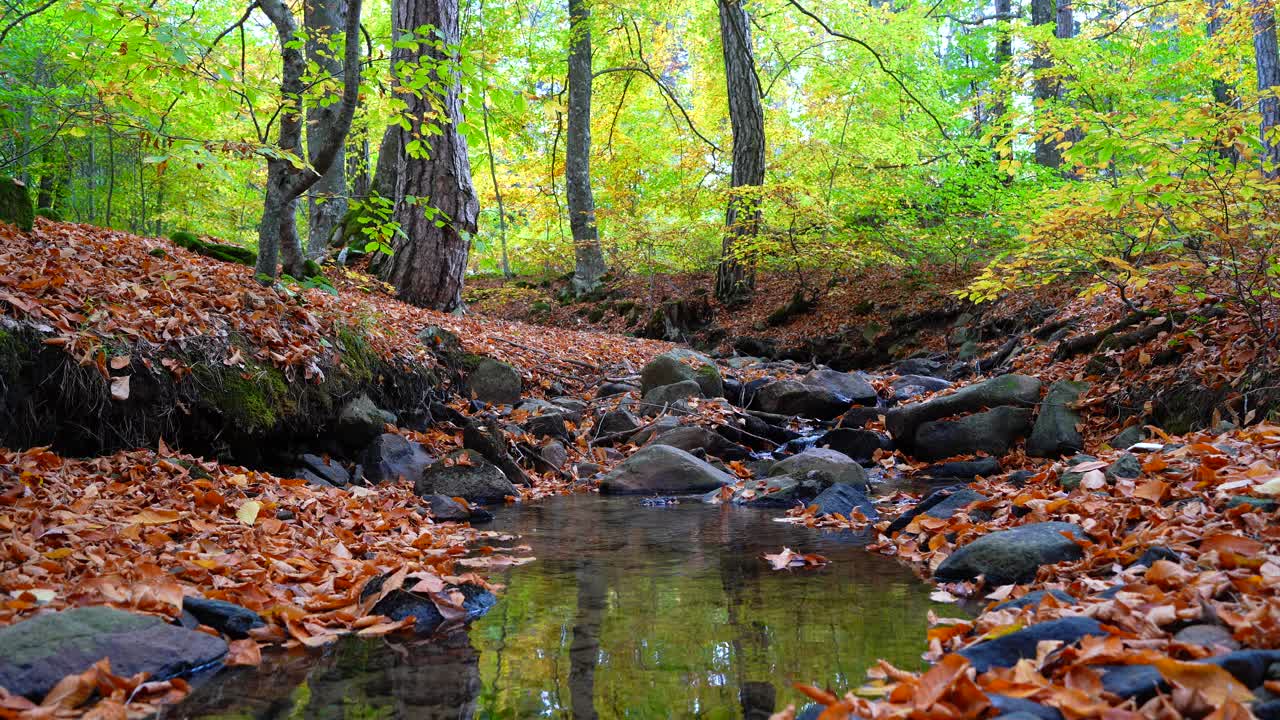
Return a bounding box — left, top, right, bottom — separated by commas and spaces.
779, 423, 1280, 719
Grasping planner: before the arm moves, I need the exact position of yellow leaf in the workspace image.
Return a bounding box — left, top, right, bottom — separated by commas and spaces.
236, 500, 261, 525
43, 548, 74, 560
1153, 658, 1254, 705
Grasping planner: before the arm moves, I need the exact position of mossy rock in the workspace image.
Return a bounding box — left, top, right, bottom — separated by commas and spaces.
34, 207, 61, 222
0, 178, 34, 232
587, 307, 606, 322
191, 360, 291, 436
169, 231, 257, 267
302, 259, 323, 279
613, 300, 636, 315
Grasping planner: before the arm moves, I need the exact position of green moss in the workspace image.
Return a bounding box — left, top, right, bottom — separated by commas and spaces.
148, 247, 168, 258
530, 300, 551, 315
302, 259, 323, 279
459, 353, 487, 373
0, 177, 34, 232
335, 327, 376, 384
587, 307, 606, 322
170, 230, 257, 266
170, 230, 202, 250
35, 207, 61, 221
193, 359, 290, 434
0, 327, 25, 378
613, 300, 636, 315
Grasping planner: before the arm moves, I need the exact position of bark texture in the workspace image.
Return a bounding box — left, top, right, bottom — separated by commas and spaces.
566, 0, 607, 296
1031, 0, 1060, 169
1254, 0, 1280, 171
305, 0, 350, 258
373, 0, 479, 311
714, 0, 764, 305
255, 0, 362, 279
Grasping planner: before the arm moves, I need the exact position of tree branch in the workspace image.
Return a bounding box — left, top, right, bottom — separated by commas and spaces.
593, 65, 722, 154
786, 0, 953, 141
0, 0, 57, 47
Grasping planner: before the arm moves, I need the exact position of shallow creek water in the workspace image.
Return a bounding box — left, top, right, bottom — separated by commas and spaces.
164, 494, 956, 719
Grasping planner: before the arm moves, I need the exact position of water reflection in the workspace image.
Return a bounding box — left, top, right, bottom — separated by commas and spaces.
167, 494, 957, 719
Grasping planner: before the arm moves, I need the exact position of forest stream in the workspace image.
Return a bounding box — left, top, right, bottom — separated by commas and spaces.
160, 494, 957, 719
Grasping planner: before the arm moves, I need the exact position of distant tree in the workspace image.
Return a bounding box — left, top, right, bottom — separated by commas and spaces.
714, 0, 764, 305
1253, 0, 1280, 172
1031, 0, 1060, 169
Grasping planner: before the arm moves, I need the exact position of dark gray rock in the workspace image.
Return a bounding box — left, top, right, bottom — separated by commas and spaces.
710, 475, 829, 508
422, 493, 472, 521
809, 483, 878, 519
549, 397, 587, 423
540, 441, 568, 469
913, 406, 1034, 462
596, 381, 638, 398
599, 445, 735, 494
959, 617, 1105, 672
640, 351, 723, 398
336, 394, 397, 447
181, 597, 265, 639
1027, 380, 1089, 457
652, 426, 748, 460
598, 409, 642, 436
840, 406, 883, 428
800, 368, 878, 406
1256, 700, 1280, 720
1131, 545, 1181, 568
934, 522, 1089, 586
361, 433, 433, 484
768, 448, 868, 489
989, 695, 1064, 720
1174, 624, 1240, 650
920, 457, 1001, 479
641, 380, 703, 415
1111, 424, 1147, 450
415, 449, 517, 504
469, 358, 522, 405
886, 486, 987, 534
518, 404, 568, 438
1058, 453, 1100, 491
754, 379, 847, 420
462, 418, 533, 486
299, 453, 350, 487
992, 589, 1076, 612
815, 428, 890, 464
368, 583, 496, 634
1100, 664, 1164, 702
1228, 495, 1278, 512
0, 606, 228, 700
886, 374, 1042, 450
629, 415, 680, 444
894, 357, 946, 377
1105, 453, 1143, 482
297, 469, 335, 488
891, 374, 953, 403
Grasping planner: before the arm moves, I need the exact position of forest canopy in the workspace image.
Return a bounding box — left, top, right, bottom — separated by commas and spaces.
2, 0, 1278, 308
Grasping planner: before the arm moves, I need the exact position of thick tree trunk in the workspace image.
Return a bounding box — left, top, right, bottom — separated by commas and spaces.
715, 0, 764, 305
374, 0, 479, 311
254, 0, 363, 280
305, 0, 350, 258
566, 0, 606, 296
1031, 0, 1060, 169
1253, 0, 1280, 171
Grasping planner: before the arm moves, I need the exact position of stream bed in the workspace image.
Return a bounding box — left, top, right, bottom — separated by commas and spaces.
164, 494, 956, 719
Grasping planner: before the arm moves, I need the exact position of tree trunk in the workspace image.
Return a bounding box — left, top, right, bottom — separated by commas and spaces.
714, 0, 764, 305
566, 0, 606, 296
1208, 0, 1239, 161
1031, 0, 1060, 168
255, 0, 363, 279
371, 125, 401, 200
1253, 0, 1280, 171
305, 0, 350, 258
374, 0, 479, 311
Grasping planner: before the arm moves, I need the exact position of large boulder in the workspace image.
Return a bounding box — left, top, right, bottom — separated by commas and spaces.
515, 400, 568, 438
913, 406, 1034, 462
814, 428, 890, 464
808, 483, 878, 519
336, 394, 396, 448
768, 448, 868, 489
753, 380, 847, 420
468, 358, 522, 405
361, 433, 433, 484
640, 380, 702, 415
890, 374, 953, 403
886, 374, 1042, 450
1027, 380, 1090, 457
415, 449, 517, 504
934, 522, 1089, 586
599, 445, 735, 494
651, 425, 748, 460
640, 351, 723, 398
598, 409, 642, 437
800, 368, 878, 406
0, 606, 228, 700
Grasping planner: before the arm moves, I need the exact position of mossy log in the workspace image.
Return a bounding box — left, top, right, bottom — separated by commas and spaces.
0, 177, 34, 232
